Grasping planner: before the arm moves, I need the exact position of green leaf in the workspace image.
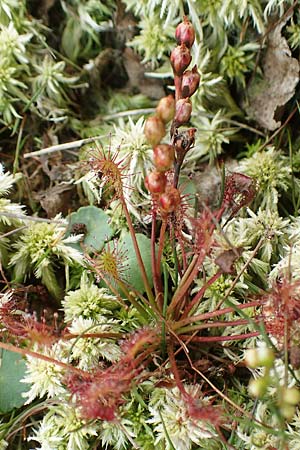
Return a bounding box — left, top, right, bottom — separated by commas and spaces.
120, 233, 153, 293
67, 206, 113, 252
0, 350, 28, 412
61, 17, 82, 61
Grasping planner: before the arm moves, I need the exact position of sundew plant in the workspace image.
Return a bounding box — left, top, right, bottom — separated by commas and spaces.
1, 1, 300, 450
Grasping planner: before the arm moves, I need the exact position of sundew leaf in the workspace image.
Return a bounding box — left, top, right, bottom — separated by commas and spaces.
120, 232, 153, 293
66, 206, 113, 252
0, 350, 29, 412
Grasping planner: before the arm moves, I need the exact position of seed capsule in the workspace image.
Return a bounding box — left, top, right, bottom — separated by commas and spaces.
153, 144, 175, 171
145, 171, 167, 194
170, 44, 192, 76
181, 65, 200, 98
156, 95, 175, 123
175, 16, 195, 49
144, 116, 166, 146
159, 187, 181, 213
175, 98, 192, 124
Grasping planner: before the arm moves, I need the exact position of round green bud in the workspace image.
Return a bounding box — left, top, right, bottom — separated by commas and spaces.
280, 404, 296, 421
248, 377, 269, 398
282, 387, 300, 406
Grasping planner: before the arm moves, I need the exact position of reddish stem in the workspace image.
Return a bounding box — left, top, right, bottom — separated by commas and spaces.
174, 74, 182, 101
178, 317, 260, 334
174, 300, 261, 328
182, 269, 223, 318
168, 342, 185, 394
180, 331, 260, 342
157, 218, 167, 270
121, 196, 155, 306
167, 250, 207, 317
151, 206, 163, 308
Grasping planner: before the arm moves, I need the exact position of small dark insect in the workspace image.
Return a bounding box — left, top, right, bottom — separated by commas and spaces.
71, 223, 87, 235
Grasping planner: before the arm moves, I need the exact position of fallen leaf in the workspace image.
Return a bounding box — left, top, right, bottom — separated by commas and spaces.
245, 13, 300, 130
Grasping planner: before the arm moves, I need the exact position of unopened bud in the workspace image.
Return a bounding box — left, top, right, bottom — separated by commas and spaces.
175, 98, 192, 124
144, 116, 166, 146
156, 95, 176, 123
175, 16, 195, 49
280, 404, 296, 421
145, 170, 167, 194
245, 347, 275, 369
170, 44, 192, 76
248, 377, 269, 398
181, 65, 200, 98
153, 144, 175, 171
159, 187, 181, 213
282, 387, 300, 406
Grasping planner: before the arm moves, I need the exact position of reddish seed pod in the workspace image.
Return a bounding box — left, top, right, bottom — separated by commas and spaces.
170, 44, 192, 76
181, 65, 200, 98
175, 98, 192, 124
144, 116, 166, 146
159, 187, 181, 213
153, 144, 175, 171
145, 170, 167, 194
175, 16, 195, 48
156, 95, 176, 123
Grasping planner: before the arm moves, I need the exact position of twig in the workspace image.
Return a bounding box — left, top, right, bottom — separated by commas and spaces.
23, 135, 106, 158
0, 226, 27, 239
257, 106, 298, 153
102, 108, 155, 120
0, 212, 65, 224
